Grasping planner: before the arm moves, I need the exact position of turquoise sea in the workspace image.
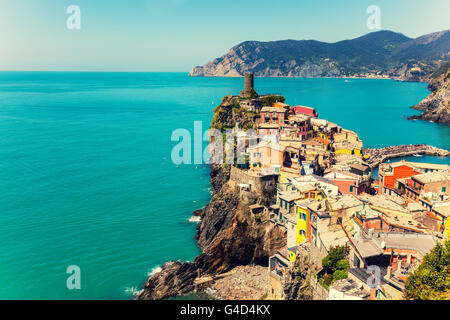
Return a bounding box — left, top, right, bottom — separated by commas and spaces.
0, 72, 449, 299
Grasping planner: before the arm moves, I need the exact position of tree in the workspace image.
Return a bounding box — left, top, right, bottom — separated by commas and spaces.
404, 240, 450, 300
261, 95, 285, 106
322, 246, 347, 273
320, 246, 349, 288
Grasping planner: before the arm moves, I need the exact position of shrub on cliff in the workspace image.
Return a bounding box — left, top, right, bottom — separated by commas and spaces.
261, 95, 285, 106
404, 240, 450, 300
322, 246, 347, 273
332, 269, 348, 282
319, 246, 349, 288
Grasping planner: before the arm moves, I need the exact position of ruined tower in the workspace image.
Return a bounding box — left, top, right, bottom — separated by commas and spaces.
240, 72, 257, 98
244, 72, 254, 93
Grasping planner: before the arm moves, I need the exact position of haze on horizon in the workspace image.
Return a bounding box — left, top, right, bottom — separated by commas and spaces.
0, 0, 449, 72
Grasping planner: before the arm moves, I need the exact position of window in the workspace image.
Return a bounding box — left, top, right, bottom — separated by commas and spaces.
349, 185, 354, 193
443, 187, 446, 193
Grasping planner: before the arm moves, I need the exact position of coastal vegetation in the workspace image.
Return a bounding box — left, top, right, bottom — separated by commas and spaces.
261, 95, 285, 106
319, 246, 349, 289
404, 240, 450, 300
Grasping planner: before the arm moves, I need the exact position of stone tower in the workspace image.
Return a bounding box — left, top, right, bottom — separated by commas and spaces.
244, 73, 254, 93
241, 72, 257, 98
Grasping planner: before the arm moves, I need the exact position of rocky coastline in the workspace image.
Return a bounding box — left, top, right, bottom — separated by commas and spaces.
138, 161, 286, 299
408, 63, 450, 125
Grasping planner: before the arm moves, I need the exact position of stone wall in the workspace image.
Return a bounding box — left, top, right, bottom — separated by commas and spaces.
229, 166, 278, 194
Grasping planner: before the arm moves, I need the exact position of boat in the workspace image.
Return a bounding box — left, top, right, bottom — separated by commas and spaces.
413, 154, 422, 157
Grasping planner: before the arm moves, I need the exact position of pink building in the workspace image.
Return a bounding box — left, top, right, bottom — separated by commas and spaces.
260, 107, 288, 125
292, 106, 318, 118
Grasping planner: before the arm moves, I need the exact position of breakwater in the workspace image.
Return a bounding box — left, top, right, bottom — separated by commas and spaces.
363, 144, 449, 169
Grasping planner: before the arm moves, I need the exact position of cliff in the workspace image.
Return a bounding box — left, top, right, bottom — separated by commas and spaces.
409, 62, 450, 125
138, 100, 286, 300
189, 30, 450, 81
283, 249, 318, 300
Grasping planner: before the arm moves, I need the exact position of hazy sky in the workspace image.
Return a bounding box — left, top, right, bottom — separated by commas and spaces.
1, 0, 449, 71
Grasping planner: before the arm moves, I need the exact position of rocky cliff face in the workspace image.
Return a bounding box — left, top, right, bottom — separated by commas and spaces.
138, 164, 286, 300
409, 63, 450, 125
138, 101, 286, 300
189, 30, 450, 81
283, 248, 318, 300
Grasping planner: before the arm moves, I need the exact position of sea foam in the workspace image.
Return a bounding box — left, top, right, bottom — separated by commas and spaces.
188, 216, 201, 223
148, 265, 162, 276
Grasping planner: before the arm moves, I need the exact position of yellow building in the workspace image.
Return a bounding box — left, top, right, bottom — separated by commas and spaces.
279, 167, 301, 184
294, 183, 325, 201
295, 200, 311, 246
334, 143, 362, 157
433, 205, 450, 239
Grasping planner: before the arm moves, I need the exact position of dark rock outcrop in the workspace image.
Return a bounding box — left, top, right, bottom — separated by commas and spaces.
138, 164, 286, 300
138, 261, 198, 300
409, 62, 450, 125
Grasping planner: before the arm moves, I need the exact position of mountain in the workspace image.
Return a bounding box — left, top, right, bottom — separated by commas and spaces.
189, 30, 450, 81
409, 61, 450, 125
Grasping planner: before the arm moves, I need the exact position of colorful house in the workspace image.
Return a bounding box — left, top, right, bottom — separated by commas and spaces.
291, 105, 318, 118
431, 204, 450, 237
260, 107, 288, 125
287, 114, 314, 141
273, 102, 290, 109
378, 161, 421, 191
248, 140, 284, 170
323, 170, 369, 195
295, 199, 312, 245
257, 122, 280, 143
333, 129, 362, 146
290, 174, 340, 197
333, 142, 362, 157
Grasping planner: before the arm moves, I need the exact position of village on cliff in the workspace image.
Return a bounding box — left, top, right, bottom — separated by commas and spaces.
200, 73, 450, 300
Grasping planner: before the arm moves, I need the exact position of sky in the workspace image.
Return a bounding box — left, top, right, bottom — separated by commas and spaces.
0, 0, 449, 71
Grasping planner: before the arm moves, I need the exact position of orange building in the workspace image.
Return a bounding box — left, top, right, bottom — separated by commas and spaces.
378, 161, 421, 191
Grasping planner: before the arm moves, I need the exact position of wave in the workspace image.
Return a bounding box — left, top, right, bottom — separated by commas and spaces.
123, 286, 143, 298
188, 216, 201, 223
147, 265, 162, 276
